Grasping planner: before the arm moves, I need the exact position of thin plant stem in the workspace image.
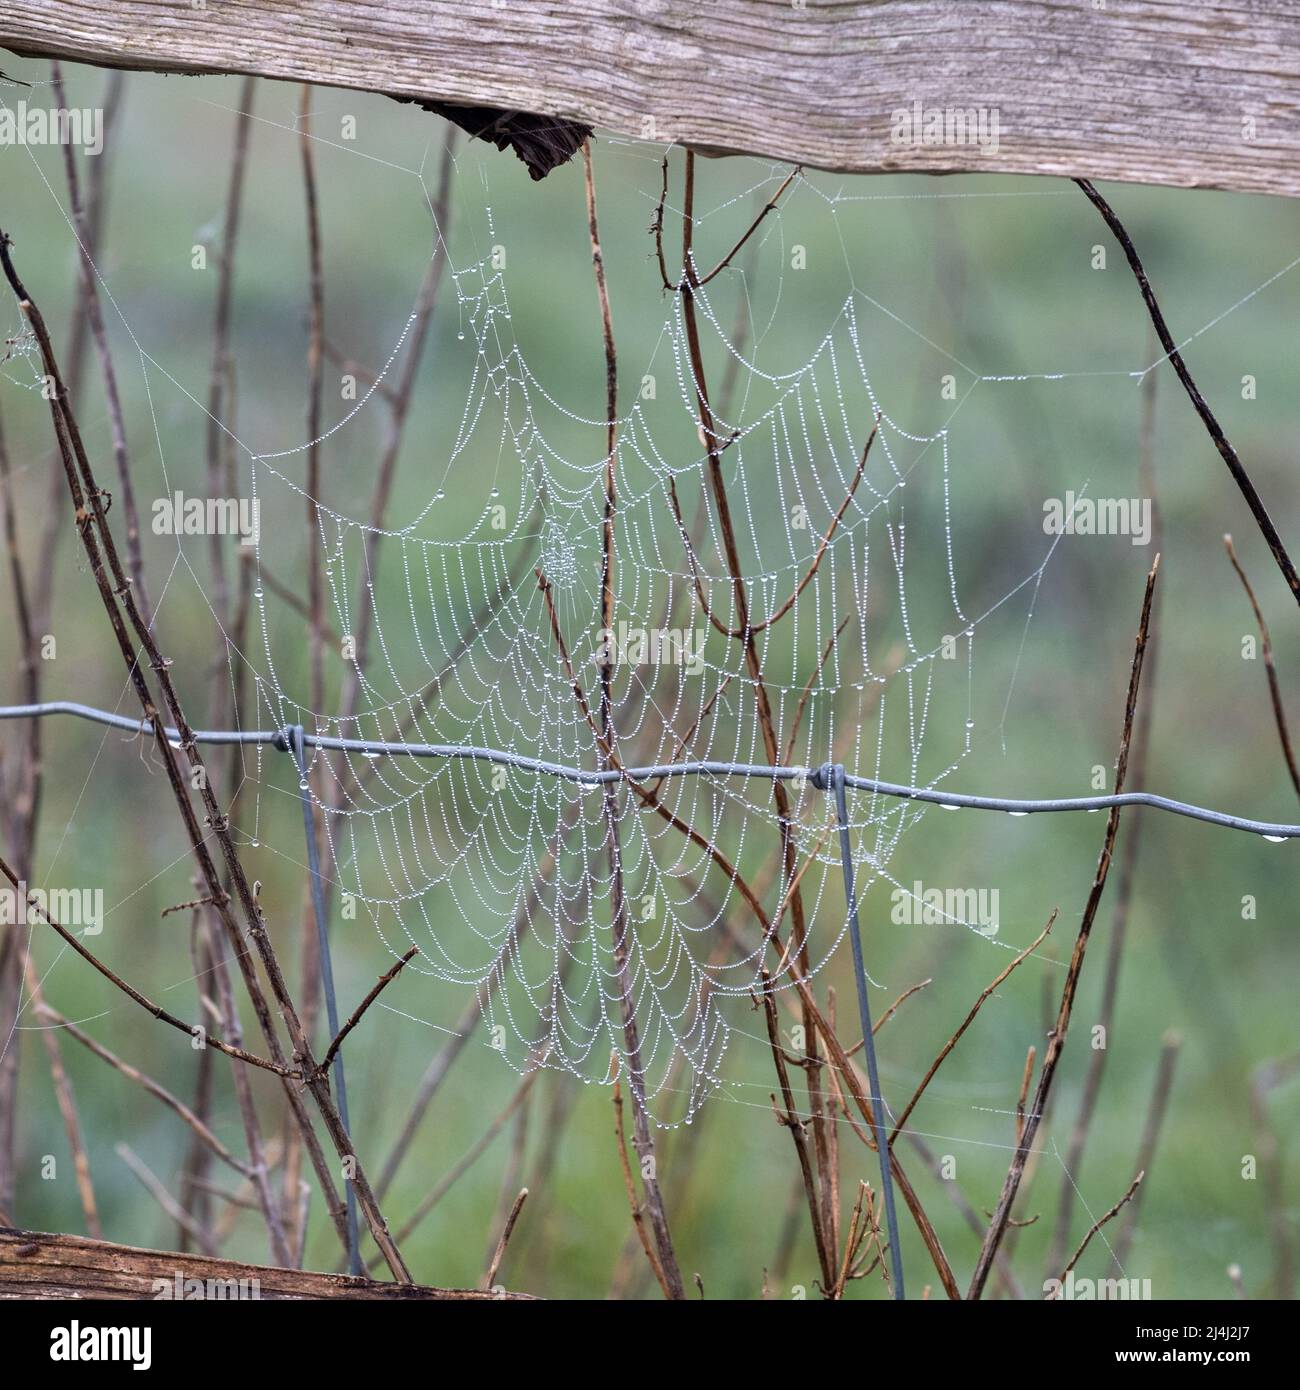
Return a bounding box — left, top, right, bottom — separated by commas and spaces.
50, 61, 151, 624
34, 1001, 254, 1180
968, 557, 1160, 1298
482, 1188, 528, 1292
1224, 534, 1300, 797
117, 1142, 217, 1257
1076, 178, 1299, 605
1046, 365, 1163, 1273
316, 947, 419, 1078
890, 914, 1055, 1145
1113, 1031, 1181, 1270
0, 229, 407, 1282
1047, 1171, 1144, 1295
583, 138, 684, 1299
21, 958, 102, 1238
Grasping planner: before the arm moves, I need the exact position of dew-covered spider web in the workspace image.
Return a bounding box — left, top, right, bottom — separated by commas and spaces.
235, 164, 1064, 1124
1, 108, 1069, 1127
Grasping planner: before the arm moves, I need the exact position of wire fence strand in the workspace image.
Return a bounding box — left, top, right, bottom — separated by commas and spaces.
1, 700, 1297, 838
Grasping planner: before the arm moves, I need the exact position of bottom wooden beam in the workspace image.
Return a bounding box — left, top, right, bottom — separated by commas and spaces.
0, 1227, 534, 1300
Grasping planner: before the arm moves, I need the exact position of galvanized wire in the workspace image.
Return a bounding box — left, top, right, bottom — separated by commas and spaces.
3, 701, 1297, 838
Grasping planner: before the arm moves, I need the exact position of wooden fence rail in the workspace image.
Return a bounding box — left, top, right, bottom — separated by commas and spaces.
0, 1228, 535, 1300
2, 2, 1298, 194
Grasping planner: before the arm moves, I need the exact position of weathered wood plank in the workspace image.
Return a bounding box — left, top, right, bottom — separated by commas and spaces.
0, 1227, 535, 1299
1, 1, 1298, 195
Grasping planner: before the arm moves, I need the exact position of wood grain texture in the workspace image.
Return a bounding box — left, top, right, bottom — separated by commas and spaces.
1, 1, 1298, 195
0, 1227, 536, 1299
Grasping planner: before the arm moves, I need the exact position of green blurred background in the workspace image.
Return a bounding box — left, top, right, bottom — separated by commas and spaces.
0, 58, 1296, 1300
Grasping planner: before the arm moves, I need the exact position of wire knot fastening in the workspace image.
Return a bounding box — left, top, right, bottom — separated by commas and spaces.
809, 762, 837, 792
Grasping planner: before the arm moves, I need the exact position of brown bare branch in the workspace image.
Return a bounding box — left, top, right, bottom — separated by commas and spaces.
968, 556, 1160, 1298
0, 856, 292, 1078
0, 230, 403, 1279
612, 1061, 672, 1299
695, 166, 800, 287
315, 947, 419, 1080
1224, 533, 1300, 797
1077, 179, 1299, 605
890, 914, 1056, 1144
758, 975, 834, 1291
1047, 1171, 1144, 1295
481, 1187, 528, 1292
35, 1001, 253, 1180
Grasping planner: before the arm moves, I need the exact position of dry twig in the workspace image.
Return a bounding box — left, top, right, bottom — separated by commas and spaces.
968, 556, 1160, 1298
1047, 1171, 1144, 1295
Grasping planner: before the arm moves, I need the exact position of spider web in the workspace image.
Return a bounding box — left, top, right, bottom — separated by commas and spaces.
0, 108, 1061, 1127
219, 161, 1056, 1124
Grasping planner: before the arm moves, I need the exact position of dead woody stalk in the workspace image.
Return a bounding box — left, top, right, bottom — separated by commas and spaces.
0, 226, 411, 1284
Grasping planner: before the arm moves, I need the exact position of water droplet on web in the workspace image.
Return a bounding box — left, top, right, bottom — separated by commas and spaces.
250, 838, 260, 848
490, 488, 500, 499
253, 588, 264, 600
1008, 810, 1029, 818
434, 490, 445, 501
1262, 834, 1288, 843
965, 719, 975, 730
457, 331, 466, 341
298, 778, 309, 791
